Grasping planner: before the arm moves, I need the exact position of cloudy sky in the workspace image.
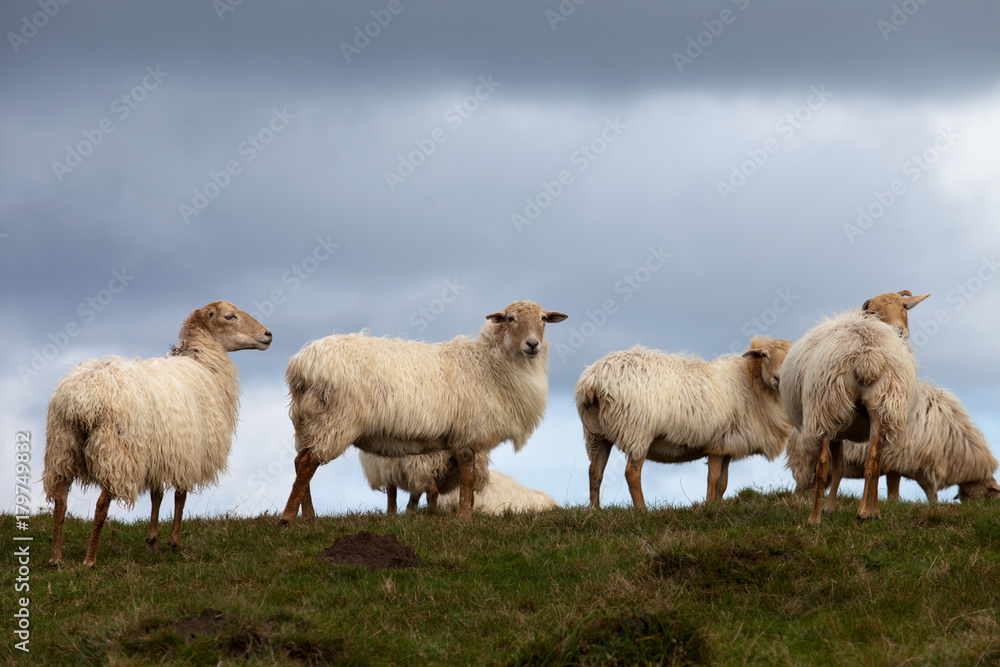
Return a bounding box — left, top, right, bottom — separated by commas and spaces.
3, 1, 999, 523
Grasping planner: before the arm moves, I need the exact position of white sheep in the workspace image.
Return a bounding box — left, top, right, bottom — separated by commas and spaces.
43, 301, 272, 567
438, 469, 560, 514
358, 449, 489, 514
786, 382, 1000, 502
576, 336, 794, 510
780, 290, 928, 525
280, 300, 567, 524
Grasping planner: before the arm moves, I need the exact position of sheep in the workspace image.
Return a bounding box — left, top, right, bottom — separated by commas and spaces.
780, 290, 928, 525
785, 382, 1000, 502
438, 469, 560, 514
280, 299, 567, 524
358, 449, 489, 514
43, 301, 272, 567
576, 335, 794, 511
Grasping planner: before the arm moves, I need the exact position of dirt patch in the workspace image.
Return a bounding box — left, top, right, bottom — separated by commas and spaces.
317, 531, 420, 570
168, 608, 226, 639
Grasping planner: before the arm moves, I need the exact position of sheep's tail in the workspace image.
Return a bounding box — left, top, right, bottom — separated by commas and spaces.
575, 377, 614, 461
43, 391, 143, 508
42, 404, 87, 502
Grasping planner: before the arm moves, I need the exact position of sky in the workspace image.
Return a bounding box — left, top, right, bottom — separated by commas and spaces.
3, 1, 999, 524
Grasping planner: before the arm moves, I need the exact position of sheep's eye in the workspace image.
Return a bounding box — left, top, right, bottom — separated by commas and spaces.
507, 316, 516, 324
225, 314, 237, 321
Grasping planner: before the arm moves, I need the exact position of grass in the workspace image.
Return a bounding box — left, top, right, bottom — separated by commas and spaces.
2, 489, 999, 665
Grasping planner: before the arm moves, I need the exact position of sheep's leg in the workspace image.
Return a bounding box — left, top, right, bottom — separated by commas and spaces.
406, 491, 422, 513
426, 485, 439, 513
823, 440, 844, 514
886, 473, 901, 501
83, 487, 113, 568
386, 486, 398, 515
857, 419, 883, 522
168, 489, 186, 551
146, 487, 163, 551
587, 436, 613, 510
294, 450, 317, 522
456, 448, 477, 520
808, 434, 830, 527
624, 453, 647, 512
281, 449, 320, 527
917, 478, 938, 503
49, 478, 70, 567
706, 454, 730, 502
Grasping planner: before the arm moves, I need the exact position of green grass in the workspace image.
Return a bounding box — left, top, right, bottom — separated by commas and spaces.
2, 490, 999, 665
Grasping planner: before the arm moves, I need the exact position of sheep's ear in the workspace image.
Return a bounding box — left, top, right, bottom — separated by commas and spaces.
742, 349, 768, 359
543, 311, 568, 323
861, 299, 872, 313
486, 312, 507, 323
903, 292, 930, 310
203, 308, 217, 322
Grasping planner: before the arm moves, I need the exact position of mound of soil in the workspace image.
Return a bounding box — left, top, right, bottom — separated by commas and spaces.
169, 608, 226, 639
317, 531, 420, 569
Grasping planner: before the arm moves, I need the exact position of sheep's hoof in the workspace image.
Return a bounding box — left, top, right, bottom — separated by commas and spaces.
855, 514, 879, 523
280, 518, 295, 528
48, 558, 63, 568
145, 536, 158, 551
807, 515, 822, 527
83, 560, 96, 569
168, 540, 181, 552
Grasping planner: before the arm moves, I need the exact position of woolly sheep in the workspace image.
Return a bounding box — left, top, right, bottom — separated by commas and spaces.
43, 301, 272, 567
780, 290, 928, 525
438, 469, 560, 514
358, 449, 489, 514
280, 300, 567, 523
785, 383, 1000, 502
576, 336, 794, 510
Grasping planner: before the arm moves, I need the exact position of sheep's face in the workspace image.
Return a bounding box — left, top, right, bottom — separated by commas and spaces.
957, 478, 1000, 502
200, 301, 273, 351
486, 300, 568, 359
742, 337, 792, 392
862, 290, 930, 339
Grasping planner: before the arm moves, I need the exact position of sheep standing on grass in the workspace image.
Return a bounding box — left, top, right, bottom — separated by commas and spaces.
438, 469, 560, 514
576, 336, 794, 511
786, 383, 1000, 502
43, 301, 272, 567
780, 290, 928, 525
358, 449, 489, 514
280, 300, 567, 524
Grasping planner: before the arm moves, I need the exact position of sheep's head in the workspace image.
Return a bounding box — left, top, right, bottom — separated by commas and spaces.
862, 290, 930, 338
957, 477, 1000, 502
486, 300, 568, 359
186, 301, 273, 352
742, 336, 793, 392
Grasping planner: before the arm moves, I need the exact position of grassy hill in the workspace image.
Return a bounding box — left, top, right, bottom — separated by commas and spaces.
2, 490, 998, 665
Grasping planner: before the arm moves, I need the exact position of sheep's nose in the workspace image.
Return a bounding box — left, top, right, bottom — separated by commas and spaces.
525, 339, 539, 354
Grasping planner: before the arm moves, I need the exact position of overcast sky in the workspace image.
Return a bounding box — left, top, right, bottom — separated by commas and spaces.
3, 1, 999, 523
